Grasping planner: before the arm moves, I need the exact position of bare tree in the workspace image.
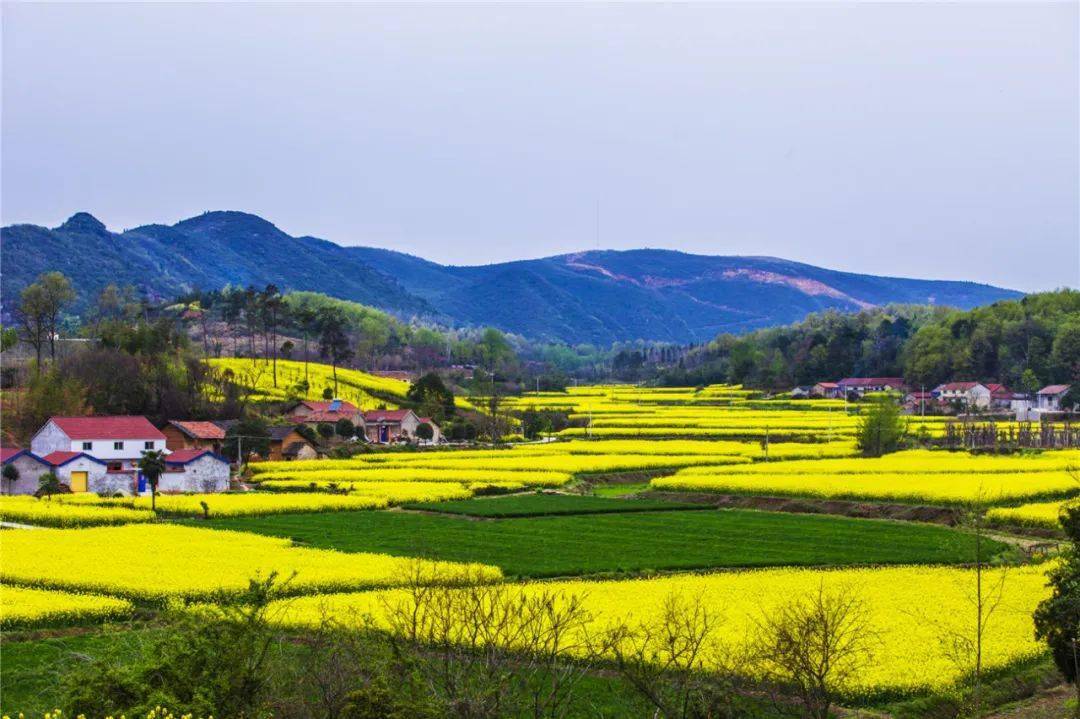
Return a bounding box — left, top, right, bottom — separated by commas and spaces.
380, 562, 602, 719
606, 592, 745, 719
752, 584, 875, 719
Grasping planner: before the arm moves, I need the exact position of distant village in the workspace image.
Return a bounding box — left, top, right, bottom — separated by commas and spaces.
792, 378, 1073, 419
0, 399, 440, 497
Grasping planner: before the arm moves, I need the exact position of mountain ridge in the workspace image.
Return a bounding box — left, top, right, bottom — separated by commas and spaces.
1, 210, 1023, 344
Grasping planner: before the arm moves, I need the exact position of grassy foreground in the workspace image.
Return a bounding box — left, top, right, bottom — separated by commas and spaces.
204, 505, 1004, 577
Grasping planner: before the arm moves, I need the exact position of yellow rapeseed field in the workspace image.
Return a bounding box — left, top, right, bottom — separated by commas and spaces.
652, 470, 1080, 505
251, 467, 573, 486
112, 492, 388, 517
987, 499, 1076, 529
0, 496, 155, 527
259, 480, 476, 503
272, 563, 1051, 697
0, 524, 501, 601
0, 585, 134, 629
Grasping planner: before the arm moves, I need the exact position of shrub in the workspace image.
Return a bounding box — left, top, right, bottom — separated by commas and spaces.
415, 422, 434, 441
317, 422, 335, 439
336, 418, 356, 437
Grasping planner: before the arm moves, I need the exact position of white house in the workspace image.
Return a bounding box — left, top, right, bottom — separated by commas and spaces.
38, 451, 113, 494
1037, 385, 1072, 411
1, 448, 51, 495
836, 378, 906, 397
933, 382, 992, 409
31, 416, 167, 472
158, 449, 231, 493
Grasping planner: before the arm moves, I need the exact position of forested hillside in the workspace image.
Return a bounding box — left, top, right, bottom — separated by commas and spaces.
659, 290, 1080, 390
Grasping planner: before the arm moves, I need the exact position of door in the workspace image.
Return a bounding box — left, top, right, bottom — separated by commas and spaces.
70, 471, 88, 493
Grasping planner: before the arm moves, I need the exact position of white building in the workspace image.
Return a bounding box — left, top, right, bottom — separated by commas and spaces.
933, 382, 992, 409
31, 416, 167, 472
158, 449, 231, 493
1037, 385, 1072, 412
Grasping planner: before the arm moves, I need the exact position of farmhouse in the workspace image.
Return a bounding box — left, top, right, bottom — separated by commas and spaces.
266, 425, 318, 462
790, 386, 813, 399
158, 449, 231, 492
933, 382, 992, 409
30, 416, 167, 474
811, 382, 842, 399
836, 377, 906, 396
362, 409, 439, 443
287, 399, 365, 429
163, 421, 226, 453
1, 447, 51, 494
1037, 384, 1072, 411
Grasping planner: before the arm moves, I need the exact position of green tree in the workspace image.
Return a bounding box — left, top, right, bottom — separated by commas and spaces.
317, 308, 354, 394
0, 326, 18, 353
415, 422, 434, 441
856, 394, 907, 457
138, 450, 167, 512
223, 417, 271, 463
317, 422, 335, 440
1052, 321, 1080, 383
2, 463, 20, 493
38, 471, 62, 500
1034, 501, 1080, 715
335, 418, 355, 437
405, 373, 455, 422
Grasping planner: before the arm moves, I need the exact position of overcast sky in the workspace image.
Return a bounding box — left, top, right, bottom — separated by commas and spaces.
2, 2, 1077, 292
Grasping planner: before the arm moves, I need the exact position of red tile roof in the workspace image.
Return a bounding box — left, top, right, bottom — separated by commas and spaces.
48, 416, 165, 440
165, 448, 223, 464
40, 450, 106, 467
814, 382, 839, 389
298, 400, 359, 413
364, 409, 413, 422
169, 420, 226, 440
1038, 384, 1070, 395
984, 383, 1009, 394
290, 410, 358, 423
1, 447, 24, 463
937, 382, 981, 391
837, 378, 905, 388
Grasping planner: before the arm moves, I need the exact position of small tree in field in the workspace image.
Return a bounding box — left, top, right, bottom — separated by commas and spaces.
38, 471, 62, 500
753, 584, 875, 719
138, 449, 167, 512
856, 393, 907, 457
415, 422, 434, 442
2, 463, 20, 493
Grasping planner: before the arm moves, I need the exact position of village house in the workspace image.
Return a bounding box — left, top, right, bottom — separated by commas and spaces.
266, 425, 318, 462
933, 382, 992, 409
163, 420, 227, 453
836, 377, 906, 397
31, 416, 167, 475
158, 449, 231, 492
362, 409, 440, 443
985, 383, 1015, 410
1, 447, 51, 494
287, 399, 365, 431
790, 386, 813, 399
904, 391, 935, 412
811, 382, 842, 399
1037, 384, 1073, 412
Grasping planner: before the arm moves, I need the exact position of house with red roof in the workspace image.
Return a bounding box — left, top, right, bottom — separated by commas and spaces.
287, 399, 365, 429
933, 382, 998, 409
835, 377, 907, 397
811, 382, 842, 399
362, 409, 439, 444
31, 416, 167, 474
1037, 384, 1073, 411
1, 447, 51, 495
163, 420, 226, 453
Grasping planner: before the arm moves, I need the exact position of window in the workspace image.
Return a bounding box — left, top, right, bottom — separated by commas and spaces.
144, 441, 154, 450
113, 441, 124, 451
81, 441, 92, 451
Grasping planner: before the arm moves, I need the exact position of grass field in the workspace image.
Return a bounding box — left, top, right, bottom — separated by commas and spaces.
205, 507, 1005, 578
402, 493, 702, 517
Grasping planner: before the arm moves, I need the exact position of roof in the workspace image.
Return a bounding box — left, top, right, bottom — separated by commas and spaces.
836, 378, 905, 388
46, 416, 165, 441
289, 410, 360, 423
165, 448, 228, 465
168, 420, 226, 440
1, 447, 26, 463
1038, 384, 1071, 395
296, 400, 359, 413
40, 451, 107, 467
814, 382, 839, 388
936, 382, 983, 392
984, 383, 1009, 394
907, 391, 934, 398
364, 409, 414, 423
269, 425, 304, 442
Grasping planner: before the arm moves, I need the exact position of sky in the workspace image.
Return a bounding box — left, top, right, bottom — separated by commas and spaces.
2, 2, 1078, 292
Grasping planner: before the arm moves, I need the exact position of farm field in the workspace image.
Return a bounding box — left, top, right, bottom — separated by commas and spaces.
205, 504, 1005, 578
272, 562, 1052, 698
0, 377, 1074, 717
402, 492, 703, 517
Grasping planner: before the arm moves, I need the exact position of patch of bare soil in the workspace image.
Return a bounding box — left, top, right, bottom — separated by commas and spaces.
986, 683, 1075, 719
